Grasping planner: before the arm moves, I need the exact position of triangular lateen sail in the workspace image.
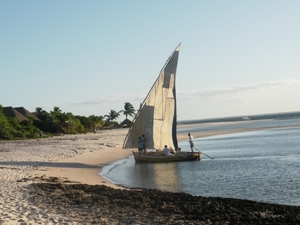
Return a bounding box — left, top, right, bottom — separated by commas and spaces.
123, 43, 181, 151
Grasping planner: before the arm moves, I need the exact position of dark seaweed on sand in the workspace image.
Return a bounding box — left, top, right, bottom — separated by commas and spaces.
27, 177, 300, 225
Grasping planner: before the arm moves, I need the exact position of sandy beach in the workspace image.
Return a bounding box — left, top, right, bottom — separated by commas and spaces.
0, 129, 131, 224
1, 124, 299, 224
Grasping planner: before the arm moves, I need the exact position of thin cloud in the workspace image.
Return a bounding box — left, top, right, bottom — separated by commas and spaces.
70, 79, 300, 106
178, 79, 300, 100
71, 94, 144, 105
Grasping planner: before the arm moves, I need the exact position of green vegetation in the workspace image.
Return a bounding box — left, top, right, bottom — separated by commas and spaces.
0, 103, 136, 140
0, 105, 40, 140
120, 102, 136, 119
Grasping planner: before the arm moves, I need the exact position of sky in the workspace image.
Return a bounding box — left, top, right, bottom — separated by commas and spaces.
1, 1, 300, 122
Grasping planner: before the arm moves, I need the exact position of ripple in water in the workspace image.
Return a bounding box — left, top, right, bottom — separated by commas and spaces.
102, 125, 300, 206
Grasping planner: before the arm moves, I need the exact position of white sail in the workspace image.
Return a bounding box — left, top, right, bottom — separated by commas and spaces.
123, 44, 181, 151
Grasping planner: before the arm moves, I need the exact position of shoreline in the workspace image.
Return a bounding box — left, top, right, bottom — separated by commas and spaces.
28, 129, 133, 189
27, 124, 300, 189
1, 122, 299, 224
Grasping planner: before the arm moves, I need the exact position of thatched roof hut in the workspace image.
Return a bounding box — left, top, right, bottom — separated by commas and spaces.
2, 106, 41, 122
120, 119, 133, 128
14, 107, 40, 121
2, 107, 28, 122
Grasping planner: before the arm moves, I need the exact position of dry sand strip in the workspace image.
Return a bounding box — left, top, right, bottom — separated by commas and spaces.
0, 129, 131, 224
1, 123, 299, 224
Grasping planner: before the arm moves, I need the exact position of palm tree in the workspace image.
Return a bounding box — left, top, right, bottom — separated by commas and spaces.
104, 110, 120, 122
88, 115, 104, 131
34, 107, 48, 117
53, 106, 62, 113
120, 102, 136, 119
50, 106, 66, 133
35, 107, 43, 114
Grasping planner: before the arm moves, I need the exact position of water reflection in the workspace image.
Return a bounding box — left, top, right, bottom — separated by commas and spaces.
131, 162, 181, 192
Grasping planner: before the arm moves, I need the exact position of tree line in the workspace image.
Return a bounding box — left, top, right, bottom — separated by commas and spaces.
0, 102, 136, 140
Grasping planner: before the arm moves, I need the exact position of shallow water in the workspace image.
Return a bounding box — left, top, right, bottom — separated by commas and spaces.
101, 118, 300, 206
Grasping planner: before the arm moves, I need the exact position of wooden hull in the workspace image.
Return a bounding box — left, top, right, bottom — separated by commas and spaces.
132, 151, 201, 163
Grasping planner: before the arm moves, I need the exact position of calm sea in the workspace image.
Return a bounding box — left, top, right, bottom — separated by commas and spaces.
101, 112, 300, 206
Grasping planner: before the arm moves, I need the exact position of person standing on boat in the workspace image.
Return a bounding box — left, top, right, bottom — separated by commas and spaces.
188, 133, 194, 152
141, 134, 146, 154
138, 137, 143, 154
